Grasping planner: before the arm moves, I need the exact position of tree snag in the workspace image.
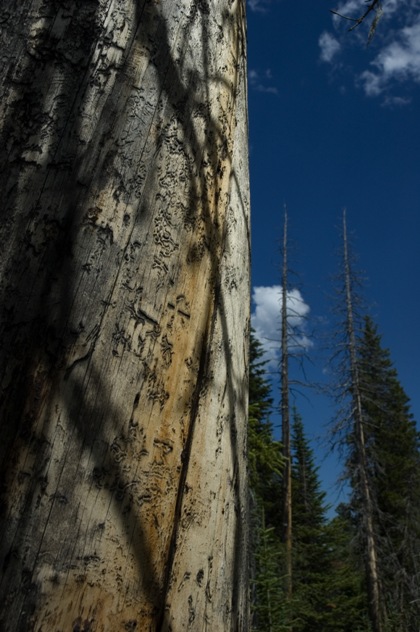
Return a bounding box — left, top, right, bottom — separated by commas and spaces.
0, 1, 250, 630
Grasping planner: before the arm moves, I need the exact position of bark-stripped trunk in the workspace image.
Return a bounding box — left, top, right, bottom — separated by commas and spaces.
342, 211, 383, 632
0, 1, 250, 630
280, 211, 292, 601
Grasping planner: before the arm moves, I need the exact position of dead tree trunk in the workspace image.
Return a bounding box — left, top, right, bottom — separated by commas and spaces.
280, 211, 293, 601
342, 211, 383, 632
0, 1, 250, 630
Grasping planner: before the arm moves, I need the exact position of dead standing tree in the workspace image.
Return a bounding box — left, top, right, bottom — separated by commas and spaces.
280, 210, 293, 602
333, 210, 384, 632
0, 1, 250, 630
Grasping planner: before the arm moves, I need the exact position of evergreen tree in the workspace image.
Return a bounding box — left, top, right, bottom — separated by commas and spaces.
330, 211, 383, 631
249, 329, 374, 631
249, 330, 274, 421
291, 409, 372, 631
323, 509, 371, 632
356, 317, 420, 630
330, 212, 420, 631
248, 330, 283, 511
290, 411, 331, 630
252, 512, 289, 632
248, 330, 284, 630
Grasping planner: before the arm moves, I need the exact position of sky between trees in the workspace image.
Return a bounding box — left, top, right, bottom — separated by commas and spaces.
246, 0, 420, 508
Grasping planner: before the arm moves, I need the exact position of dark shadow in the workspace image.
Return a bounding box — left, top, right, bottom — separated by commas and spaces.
0, 0, 250, 629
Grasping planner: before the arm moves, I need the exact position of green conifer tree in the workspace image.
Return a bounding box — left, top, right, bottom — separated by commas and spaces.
330, 211, 383, 631
248, 330, 284, 630
252, 511, 289, 632
330, 212, 420, 630
356, 317, 420, 630
248, 330, 283, 511
291, 411, 331, 630
323, 508, 371, 632
291, 410, 372, 631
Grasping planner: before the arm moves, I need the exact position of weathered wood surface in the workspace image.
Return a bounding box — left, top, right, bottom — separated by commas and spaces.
0, 1, 250, 630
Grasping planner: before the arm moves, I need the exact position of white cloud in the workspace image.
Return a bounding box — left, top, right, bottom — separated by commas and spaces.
330, 0, 368, 26
249, 69, 258, 82
324, 0, 420, 101
382, 94, 412, 107
251, 285, 312, 366
332, 0, 400, 24
319, 32, 341, 63
249, 68, 279, 94
248, 0, 272, 13
360, 20, 420, 96
330, 0, 400, 31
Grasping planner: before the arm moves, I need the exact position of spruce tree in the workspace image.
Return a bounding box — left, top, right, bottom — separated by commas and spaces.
291, 410, 372, 631
324, 509, 371, 632
330, 211, 383, 631
248, 330, 284, 630
356, 317, 420, 630
248, 330, 283, 512
290, 411, 331, 630
252, 512, 289, 632
330, 211, 420, 630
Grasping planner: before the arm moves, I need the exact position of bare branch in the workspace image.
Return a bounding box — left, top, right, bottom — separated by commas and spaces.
331, 0, 383, 41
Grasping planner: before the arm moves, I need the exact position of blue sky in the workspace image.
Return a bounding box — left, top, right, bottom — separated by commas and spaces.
247, 0, 420, 510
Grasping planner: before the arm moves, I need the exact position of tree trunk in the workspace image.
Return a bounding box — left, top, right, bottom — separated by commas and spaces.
0, 1, 250, 630
342, 211, 383, 632
280, 211, 292, 601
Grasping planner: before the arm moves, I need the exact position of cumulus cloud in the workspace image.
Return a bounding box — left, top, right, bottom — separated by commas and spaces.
331, 0, 400, 25
319, 32, 341, 63
360, 20, 420, 96
251, 285, 312, 366
324, 0, 420, 102
249, 68, 279, 94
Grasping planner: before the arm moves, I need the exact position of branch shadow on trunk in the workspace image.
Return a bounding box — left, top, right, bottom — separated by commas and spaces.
0, 1, 249, 628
